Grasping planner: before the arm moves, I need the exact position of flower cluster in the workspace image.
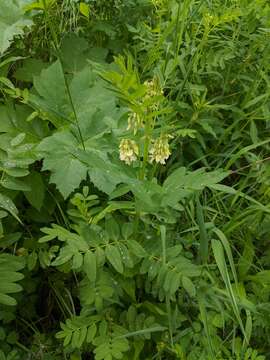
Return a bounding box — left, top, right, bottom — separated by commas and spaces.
144, 79, 164, 99
119, 139, 139, 165
149, 136, 171, 164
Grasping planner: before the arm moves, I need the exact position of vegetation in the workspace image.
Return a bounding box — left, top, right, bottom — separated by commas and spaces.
0, 0, 270, 359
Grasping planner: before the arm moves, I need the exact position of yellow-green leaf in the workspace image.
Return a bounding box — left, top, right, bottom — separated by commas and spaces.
79, 2, 90, 18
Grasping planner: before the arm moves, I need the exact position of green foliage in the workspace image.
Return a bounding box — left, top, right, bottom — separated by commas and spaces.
0, 0, 33, 55
0, 254, 24, 306
0, 0, 269, 359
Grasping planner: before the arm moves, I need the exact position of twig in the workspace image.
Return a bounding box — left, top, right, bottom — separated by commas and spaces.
230, 156, 270, 174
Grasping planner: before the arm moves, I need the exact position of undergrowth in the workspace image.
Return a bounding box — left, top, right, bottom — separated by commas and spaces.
0, 0, 269, 359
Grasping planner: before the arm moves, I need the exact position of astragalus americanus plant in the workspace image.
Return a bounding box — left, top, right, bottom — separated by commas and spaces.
0, 0, 269, 359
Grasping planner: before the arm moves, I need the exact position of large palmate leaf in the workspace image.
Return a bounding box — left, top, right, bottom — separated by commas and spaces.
37, 132, 88, 199
33, 61, 132, 198
37, 130, 136, 198
162, 167, 230, 208
31, 61, 118, 129
0, 0, 33, 54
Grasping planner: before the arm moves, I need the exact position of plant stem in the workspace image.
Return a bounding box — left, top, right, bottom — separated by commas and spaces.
41, 0, 85, 150
140, 113, 153, 180
160, 225, 174, 347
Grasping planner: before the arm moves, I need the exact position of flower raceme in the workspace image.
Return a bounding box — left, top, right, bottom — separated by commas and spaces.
119, 136, 171, 166
149, 136, 171, 165
143, 79, 164, 99
119, 79, 171, 167
119, 139, 139, 165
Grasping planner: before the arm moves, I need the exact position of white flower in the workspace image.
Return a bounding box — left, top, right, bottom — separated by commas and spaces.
149, 136, 171, 165
119, 139, 139, 165
144, 79, 164, 99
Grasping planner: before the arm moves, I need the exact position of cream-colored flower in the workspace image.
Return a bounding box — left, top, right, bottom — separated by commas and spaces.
149, 136, 171, 165
119, 139, 139, 165
127, 112, 143, 134
144, 79, 164, 99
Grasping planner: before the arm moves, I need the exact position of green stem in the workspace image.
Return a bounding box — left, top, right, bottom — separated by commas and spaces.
60, 57, 86, 150
15, 341, 31, 353
41, 0, 85, 150
134, 112, 153, 232
160, 225, 174, 347
139, 114, 153, 180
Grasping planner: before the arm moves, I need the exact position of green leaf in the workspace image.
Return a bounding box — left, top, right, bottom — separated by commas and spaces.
84, 251, 97, 282
24, 171, 45, 210
127, 240, 147, 258
0, 0, 33, 54
32, 60, 68, 126
86, 323, 97, 343
105, 245, 123, 273
208, 183, 236, 194
79, 2, 90, 18
0, 193, 21, 223
32, 61, 134, 198
37, 132, 88, 199
14, 58, 48, 82
242, 94, 268, 110
162, 167, 229, 208
72, 252, 83, 269
105, 217, 120, 241
238, 238, 254, 280
0, 254, 24, 306
10, 132, 26, 146
0, 293, 16, 306
0, 282, 22, 294
71, 329, 80, 348
0, 175, 31, 191
182, 276, 196, 297
118, 326, 166, 339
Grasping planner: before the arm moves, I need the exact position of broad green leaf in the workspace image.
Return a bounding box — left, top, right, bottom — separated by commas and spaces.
33, 62, 132, 198
14, 58, 48, 82
0, 0, 33, 54
37, 132, 88, 199
32, 60, 68, 126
